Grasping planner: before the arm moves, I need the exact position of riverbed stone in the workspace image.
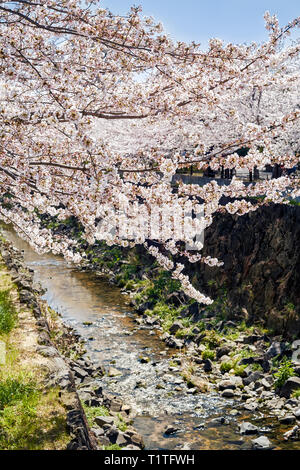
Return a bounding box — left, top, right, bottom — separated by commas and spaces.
95, 416, 115, 427
239, 422, 259, 435
243, 371, 264, 386
108, 367, 122, 377
279, 377, 300, 398
222, 389, 235, 398
219, 380, 236, 391
279, 415, 296, 425
252, 436, 273, 450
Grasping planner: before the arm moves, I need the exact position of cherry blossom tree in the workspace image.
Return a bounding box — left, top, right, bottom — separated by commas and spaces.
0, 1, 299, 304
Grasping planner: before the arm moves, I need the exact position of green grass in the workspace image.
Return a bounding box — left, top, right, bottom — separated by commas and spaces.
0, 375, 36, 409
220, 361, 235, 373
0, 289, 17, 335
104, 444, 122, 450
273, 358, 295, 389
202, 349, 216, 361
82, 404, 110, 428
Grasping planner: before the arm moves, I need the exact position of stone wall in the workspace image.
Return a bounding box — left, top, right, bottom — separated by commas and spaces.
190, 204, 300, 337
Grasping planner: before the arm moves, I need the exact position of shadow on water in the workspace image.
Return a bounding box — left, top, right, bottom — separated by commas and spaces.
2, 226, 299, 450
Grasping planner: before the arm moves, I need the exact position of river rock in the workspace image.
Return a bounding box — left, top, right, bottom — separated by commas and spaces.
169, 321, 184, 335
216, 345, 231, 359
283, 425, 300, 441
164, 425, 181, 435
243, 371, 264, 386
266, 342, 287, 359
239, 422, 259, 435
218, 379, 236, 391
279, 377, 300, 398
108, 367, 122, 377
95, 416, 115, 427
222, 389, 235, 398
279, 415, 296, 425
203, 359, 213, 372
252, 436, 273, 450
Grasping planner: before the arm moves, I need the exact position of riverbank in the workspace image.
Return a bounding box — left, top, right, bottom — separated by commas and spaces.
0, 236, 144, 450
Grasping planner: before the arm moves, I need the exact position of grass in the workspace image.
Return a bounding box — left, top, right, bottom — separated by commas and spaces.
0, 375, 36, 409
0, 367, 69, 450
83, 404, 129, 433
0, 263, 69, 450
0, 289, 17, 335
83, 403, 110, 428
273, 358, 295, 389
202, 349, 216, 361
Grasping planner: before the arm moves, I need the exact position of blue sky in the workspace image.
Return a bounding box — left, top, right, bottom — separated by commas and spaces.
101, 1, 299, 46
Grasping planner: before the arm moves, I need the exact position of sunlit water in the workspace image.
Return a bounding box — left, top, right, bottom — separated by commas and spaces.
2, 226, 299, 450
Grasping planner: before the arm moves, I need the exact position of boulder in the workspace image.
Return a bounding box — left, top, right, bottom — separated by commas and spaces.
279, 377, 300, 398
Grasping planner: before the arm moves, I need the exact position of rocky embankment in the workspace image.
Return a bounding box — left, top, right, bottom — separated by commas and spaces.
0, 238, 144, 450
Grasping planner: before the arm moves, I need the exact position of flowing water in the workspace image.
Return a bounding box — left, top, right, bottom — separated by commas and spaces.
2, 226, 299, 450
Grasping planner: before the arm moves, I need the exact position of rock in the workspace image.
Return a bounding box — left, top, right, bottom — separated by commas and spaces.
129, 433, 144, 448
164, 425, 180, 435
239, 422, 259, 435
203, 359, 213, 372
137, 301, 154, 314
208, 417, 226, 425
122, 445, 140, 451
189, 376, 209, 392
222, 389, 235, 398
91, 427, 105, 438
216, 345, 231, 359
165, 336, 184, 349
96, 436, 111, 447
252, 436, 273, 450
283, 425, 300, 441
73, 367, 89, 381
219, 380, 236, 391
139, 355, 150, 364
279, 415, 296, 425
294, 408, 300, 419
110, 398, 123, 412
94, 416, 115, 427
238, 357, 254, 366
106, 426, 119, 444
261, 378, 272, 389
108, 367, 122, 377
243, 402, 258, 412
279, 377, 300, 398
169, 321, 184, 335
266, 342, 287, 359
243, 335, 261, 345
243, 372, 264, 386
